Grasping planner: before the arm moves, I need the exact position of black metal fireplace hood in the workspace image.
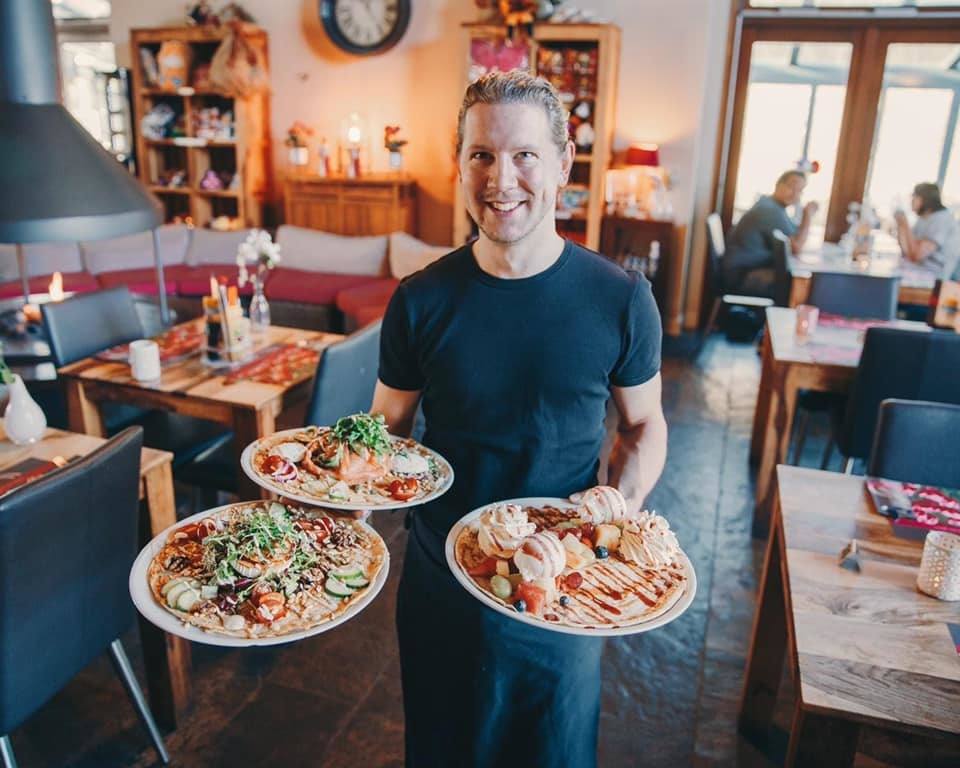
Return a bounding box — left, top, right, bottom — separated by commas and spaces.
0, 0, 161, 243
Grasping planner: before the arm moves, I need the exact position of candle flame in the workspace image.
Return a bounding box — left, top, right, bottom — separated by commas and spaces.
49, 272, 64, 301
210, 276, 219, 298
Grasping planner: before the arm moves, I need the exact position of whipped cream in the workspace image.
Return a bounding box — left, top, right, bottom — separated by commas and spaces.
578, 486, 630, 525
513, 531, 566, 583
477, 504, 536, 558
619, 511, 681, 569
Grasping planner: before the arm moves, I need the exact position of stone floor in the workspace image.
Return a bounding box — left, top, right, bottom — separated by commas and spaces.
3, 335, 904, 767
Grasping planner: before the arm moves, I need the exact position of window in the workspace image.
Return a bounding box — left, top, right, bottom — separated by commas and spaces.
750, 1, 960, 7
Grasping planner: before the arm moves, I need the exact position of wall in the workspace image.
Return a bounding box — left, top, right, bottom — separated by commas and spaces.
110, 0, 731, 325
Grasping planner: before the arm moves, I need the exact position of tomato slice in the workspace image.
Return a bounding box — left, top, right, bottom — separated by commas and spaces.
388, 477, 418, 501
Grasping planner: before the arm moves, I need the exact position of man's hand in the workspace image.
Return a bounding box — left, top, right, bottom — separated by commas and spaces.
802, 201, 819, 219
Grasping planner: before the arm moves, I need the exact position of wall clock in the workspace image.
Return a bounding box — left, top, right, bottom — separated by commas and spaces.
319, 0, 411, 56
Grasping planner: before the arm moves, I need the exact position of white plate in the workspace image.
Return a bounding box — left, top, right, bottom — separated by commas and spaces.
239, 428, 455, 512
445, 497, 697, 638
129, 502, 390, 647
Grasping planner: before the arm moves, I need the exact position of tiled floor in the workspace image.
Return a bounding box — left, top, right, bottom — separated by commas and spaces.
4, 336, 831, 766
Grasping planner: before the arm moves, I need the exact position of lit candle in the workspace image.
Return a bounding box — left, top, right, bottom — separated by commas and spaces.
49, 271, 64, 301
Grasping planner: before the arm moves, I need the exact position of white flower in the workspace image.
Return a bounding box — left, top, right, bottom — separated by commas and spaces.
235, 229, 281, 285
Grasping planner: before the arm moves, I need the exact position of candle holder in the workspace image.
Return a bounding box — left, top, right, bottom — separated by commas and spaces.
917, 531, 960, 601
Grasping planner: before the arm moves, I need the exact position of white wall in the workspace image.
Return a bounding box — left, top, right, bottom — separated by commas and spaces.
110, 0, 731, 324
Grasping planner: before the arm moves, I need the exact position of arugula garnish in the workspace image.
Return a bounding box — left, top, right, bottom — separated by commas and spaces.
331, 413, 392, 457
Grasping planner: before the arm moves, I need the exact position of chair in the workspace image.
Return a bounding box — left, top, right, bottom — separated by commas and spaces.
770, 229, 794, 309
807, 272, 900, 320
700, 213, 774, 344
790, 272, 901, 464
0, 427, 169, 767
178, 321, 383, 494
41, 287, 230, 466
827, 327, 960, 473
868, 399, 960, 487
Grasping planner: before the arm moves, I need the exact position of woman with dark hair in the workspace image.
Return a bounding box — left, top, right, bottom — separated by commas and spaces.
894, 182, 960, 279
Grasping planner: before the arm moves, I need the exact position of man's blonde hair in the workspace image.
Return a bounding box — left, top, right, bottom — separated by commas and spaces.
456, 70, 570, 158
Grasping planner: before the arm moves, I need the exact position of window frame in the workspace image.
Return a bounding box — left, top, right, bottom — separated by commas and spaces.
721, 4, 960, 240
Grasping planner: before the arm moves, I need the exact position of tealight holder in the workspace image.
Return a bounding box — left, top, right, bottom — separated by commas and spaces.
917, 531, 960, 601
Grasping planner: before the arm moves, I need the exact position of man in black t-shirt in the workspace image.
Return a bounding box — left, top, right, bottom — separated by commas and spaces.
372, 70, 667, 768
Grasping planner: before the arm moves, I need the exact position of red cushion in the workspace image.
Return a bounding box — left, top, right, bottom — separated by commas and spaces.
334, 278, 399, 315
264, 268, 377, 305
173, 266, 254, 297
96, 268, 178, 295
354, 304, 388, 327
0, 272, 99, 299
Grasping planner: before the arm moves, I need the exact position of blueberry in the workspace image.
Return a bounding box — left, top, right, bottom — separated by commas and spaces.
514, 599, 527, 613
559, 595, 570, 607
595, 545, 609, 559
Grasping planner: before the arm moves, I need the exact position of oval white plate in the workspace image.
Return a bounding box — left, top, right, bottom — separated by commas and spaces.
239, 428, 454, 512
445, 497, 697, 638
129, 502, 390, 647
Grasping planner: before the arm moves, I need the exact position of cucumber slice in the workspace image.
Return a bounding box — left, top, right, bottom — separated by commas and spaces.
330, 565, 363, 580
324, 576, 354, 598
176, 588, 201, 612
343, 575, 370, 589
165, 581, 194, 607
161, 577, 191, 596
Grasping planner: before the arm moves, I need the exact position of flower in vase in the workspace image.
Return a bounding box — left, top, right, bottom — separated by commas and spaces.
236, 229, 281, 287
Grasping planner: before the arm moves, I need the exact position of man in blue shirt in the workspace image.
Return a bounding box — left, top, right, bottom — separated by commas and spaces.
723, 170, 818, 297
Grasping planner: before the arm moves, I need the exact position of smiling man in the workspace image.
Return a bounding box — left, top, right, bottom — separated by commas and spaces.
371, 71, 667, 767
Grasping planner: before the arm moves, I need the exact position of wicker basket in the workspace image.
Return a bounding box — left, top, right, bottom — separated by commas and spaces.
917, 531, 960, 601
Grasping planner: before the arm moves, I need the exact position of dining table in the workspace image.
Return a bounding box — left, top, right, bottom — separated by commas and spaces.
740, 466, 960, 766
788, 239, 937, 309
58, 320, 344, 498
750, 307, 929, 533
0, 425, 188, 730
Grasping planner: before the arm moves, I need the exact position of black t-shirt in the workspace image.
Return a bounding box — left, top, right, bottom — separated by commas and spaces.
379, 240, 662, 560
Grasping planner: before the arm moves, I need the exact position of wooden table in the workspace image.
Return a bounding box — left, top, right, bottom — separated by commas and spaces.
788, 244, 936, 308
0, 426, 188, 730
59, 321, 343, 498
750, 308, 927, 532
740, 467, 960, 766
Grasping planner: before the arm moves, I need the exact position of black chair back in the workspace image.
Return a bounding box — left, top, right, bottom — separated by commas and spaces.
41, 286, 144, 367
771, 229, 793, 307
868, 399, 960, 487
0, 426, 143, 734
808, 272, 900, 320
839, 328, 960, 460
305, 321, 381, 426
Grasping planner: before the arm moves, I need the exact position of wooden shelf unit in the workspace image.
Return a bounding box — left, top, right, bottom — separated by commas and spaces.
453, 23, 620, 250
283, 174, 418, 236
130, 25, 270, 229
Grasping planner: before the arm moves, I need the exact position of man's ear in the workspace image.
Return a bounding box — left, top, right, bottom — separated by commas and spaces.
560, 139, 575, 186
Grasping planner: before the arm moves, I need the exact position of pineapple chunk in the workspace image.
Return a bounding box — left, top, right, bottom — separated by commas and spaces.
495, 559, 511, 577
595, 524, 621, 552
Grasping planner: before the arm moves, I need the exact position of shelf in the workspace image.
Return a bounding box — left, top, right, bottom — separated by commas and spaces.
144, 138, 235, 148
194, 188, 239, 198
141, 87, 238, 98
574, 154, 593, 163
149, 185, 190, 195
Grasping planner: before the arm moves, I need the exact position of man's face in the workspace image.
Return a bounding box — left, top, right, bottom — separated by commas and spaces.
459, 102, 573, 246
911, 193, 923, 214
777, 175, 806, 206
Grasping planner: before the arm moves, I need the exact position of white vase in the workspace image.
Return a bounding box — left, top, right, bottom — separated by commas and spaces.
4, 374, 46, 445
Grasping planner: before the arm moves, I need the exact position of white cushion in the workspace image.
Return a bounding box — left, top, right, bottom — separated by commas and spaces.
0, 241, 85, 281
276, 225, 388, 276
187, 227, 255, 266
388, 232, 450, 280
81, 225, 190, 274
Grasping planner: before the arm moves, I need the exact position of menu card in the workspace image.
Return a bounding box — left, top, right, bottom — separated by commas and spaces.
866, 477, 960, 534
0, 457, 65, 497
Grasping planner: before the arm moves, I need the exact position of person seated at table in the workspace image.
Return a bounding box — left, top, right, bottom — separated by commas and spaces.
722, 170, 819, 298
894, 182, 960, 280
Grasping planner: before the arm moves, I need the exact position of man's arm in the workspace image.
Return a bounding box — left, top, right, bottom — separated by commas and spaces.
895, 211, 938, 264
789, 201, 818, 254
606, 372, 667, 513
371, 380, 422, 437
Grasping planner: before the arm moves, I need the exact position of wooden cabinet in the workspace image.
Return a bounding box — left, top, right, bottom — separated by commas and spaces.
130, 25, 270, 229
283, 175, 417, 236
454, 23, 620, 251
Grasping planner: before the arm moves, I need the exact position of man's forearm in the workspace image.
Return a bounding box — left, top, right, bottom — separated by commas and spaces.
606, 411, 668, 512
791, 213, 812, 254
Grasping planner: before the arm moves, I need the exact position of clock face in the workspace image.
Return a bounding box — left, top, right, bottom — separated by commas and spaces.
320, 0, 411, 56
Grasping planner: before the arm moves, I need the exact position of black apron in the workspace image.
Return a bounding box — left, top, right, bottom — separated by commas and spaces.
397, 516, 604, 768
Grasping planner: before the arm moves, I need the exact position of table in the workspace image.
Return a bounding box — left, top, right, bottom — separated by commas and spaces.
58, 321, 343, 498
750, 308, 927, 532
788, 243, 937, 308
740, 467, 960, 766
0, 426, 188, 730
